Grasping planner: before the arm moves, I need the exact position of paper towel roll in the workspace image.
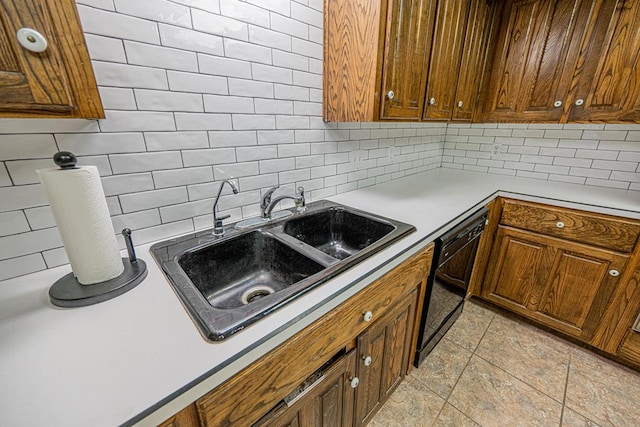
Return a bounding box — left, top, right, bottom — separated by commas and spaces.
37, 166, 124, 285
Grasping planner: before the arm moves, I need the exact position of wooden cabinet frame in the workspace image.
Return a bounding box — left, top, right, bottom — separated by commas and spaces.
0, 0, 104, 118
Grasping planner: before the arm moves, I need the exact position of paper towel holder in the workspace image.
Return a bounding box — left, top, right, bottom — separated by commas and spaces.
49, 228, 148, 308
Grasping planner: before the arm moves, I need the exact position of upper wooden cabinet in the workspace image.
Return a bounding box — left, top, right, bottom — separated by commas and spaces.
482, 0, 640, 123
379, 0, 437, 120
450, 0, 498, 121
568, 0, 640, 122
481, 0, 587, 122
422, 0, 471, 121
0, 0, 104, 119
323, 0, 494, 122
423, 0, 498, 122
323, 0, 437, 121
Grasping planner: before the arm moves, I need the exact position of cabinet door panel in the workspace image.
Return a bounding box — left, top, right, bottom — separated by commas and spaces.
380, 0, 437, 119
483, 226, 551, 311
535, 245, 628, 339
0, 0, 73, 113
255, 350, 357, 427
423, 0, 470, 120
355, 290, 416, 426
568, 0, 640, 121
381, 303, 411, 397
482, 0, 585, 122
454, 0, 498, 121
356, 323, 385, 422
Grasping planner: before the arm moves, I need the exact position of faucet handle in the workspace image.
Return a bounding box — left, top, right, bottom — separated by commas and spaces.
261, 185, 280, 209
296, 186, 305, 208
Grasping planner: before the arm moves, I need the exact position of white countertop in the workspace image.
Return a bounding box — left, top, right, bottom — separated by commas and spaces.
1, 169, 639, 427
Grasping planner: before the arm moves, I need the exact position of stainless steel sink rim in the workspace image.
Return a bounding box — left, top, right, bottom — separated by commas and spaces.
150, 200, 416, 342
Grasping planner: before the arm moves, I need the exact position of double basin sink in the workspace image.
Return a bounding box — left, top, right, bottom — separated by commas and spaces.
150, 201, 415, 341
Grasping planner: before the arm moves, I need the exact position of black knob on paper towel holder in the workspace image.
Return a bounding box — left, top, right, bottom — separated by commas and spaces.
48, 228, 148, 308
53, 151, 78, 169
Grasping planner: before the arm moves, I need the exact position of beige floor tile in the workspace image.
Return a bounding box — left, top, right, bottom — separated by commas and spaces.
411, 337, 472, 399
367, 399, 412, 427
565, 347, 640, 427
562, 407, 602, 427
444, 299, 496, 351
475, 314, 571, 401
448, 356, 562, 426
388, 374, 445, 424
433, 403, 479, 427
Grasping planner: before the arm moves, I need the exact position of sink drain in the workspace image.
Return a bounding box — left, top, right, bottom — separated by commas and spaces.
241, 286, 275, 305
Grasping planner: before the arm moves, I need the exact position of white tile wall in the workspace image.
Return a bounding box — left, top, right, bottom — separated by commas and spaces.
4, 1, 636, 282
0, 0, 446, 281
442, 123, 640, 191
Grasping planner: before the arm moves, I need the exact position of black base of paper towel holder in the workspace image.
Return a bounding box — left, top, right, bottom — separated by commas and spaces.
49, 228, 148, 308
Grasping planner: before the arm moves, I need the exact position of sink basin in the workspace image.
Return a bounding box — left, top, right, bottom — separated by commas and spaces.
283, 207, 395, 260
178, 231, 324, 310
150, 200, 415, 341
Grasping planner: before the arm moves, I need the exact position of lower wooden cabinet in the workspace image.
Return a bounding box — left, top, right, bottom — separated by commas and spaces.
255, 350, 357, 427
354, 290, 416, 426
159, 245, 433, 427
483, 225, 629, 342
257, 289, 417, 427
476, 197, 640, 358
619, 330, 640, 367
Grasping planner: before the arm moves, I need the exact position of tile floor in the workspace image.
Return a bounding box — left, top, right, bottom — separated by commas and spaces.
369, 299, 640, 427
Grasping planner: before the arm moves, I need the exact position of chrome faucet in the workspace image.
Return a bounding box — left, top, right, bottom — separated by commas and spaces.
261, 185, 305, 219
212, 179, 239, 236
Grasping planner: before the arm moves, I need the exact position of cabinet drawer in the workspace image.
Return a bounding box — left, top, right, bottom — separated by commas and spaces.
195, 244, 433, 426
500, 199, 640, 253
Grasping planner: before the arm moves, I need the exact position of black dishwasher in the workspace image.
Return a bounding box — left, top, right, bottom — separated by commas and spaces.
414, 207, 488, 367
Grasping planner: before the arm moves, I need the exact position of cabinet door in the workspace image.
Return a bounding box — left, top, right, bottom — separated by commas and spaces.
534, 240, 629, 341
0, 0, 103, 118
380, 0, 437, 120
482, 225, 553, 313
452, 0, 498, 121
483, 225, 630, 342
0, 0, 73, 114
482, 0, 586, 122
423, 0, 471, 120
354, 290, 416, 426
255, 350, 357, 427
568, 0, 640, 122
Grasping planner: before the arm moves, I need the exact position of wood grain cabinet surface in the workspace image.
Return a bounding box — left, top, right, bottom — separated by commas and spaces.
323, 0, 494, 122
354, 290, 416, 426
254, 350, 358, 427
0, 0, 103, 118
159, 245, 433, 427
481, 0, 640, 123
477, 198, 640, 355
423, 0, 497, 122
567, 0, 640, 122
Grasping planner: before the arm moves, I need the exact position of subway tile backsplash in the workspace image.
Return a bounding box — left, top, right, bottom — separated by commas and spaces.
0, 1, 639, 282
0, 0, 446, 281
442, 123, 640, 191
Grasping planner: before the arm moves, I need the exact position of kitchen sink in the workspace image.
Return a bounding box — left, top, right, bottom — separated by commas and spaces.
178, 231, 325, 310
150, 200, 415, 341
283, 208, 396, 260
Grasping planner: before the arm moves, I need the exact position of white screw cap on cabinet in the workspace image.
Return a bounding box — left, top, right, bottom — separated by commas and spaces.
17, 28, 48, 53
